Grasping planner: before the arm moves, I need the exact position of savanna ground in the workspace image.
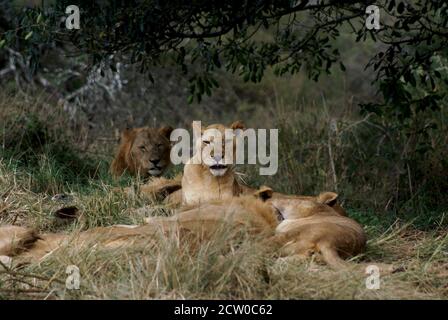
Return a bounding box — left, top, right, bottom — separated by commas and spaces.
1, 32, 448, 299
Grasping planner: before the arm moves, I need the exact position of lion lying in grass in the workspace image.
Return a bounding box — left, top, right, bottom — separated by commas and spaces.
110, 126, 173, 179
0, 187, 369, 271
0, 195, 280, 263
255, 186, 367, 269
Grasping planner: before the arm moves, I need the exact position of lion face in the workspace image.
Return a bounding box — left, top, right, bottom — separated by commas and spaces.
111, 126, 173, 178
193, 121, 245, 177
254, 187, 345, 219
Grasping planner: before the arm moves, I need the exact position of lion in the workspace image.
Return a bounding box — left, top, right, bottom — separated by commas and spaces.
0, 225, 39, 257
110, 126, 173, 179
138, 174, 183, 204
0, 195, 280, 263
254, 186, 366, 270
141, 175, 345, 215
138, 120, 346, 212
117, 120, 252, 207
257, 188, 347, 217
1, 189, 395, 272
135, 120, 250, 205
181, 120, 248, 205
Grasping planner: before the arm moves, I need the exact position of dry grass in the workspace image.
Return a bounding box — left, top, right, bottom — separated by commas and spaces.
0, 159, 447, 300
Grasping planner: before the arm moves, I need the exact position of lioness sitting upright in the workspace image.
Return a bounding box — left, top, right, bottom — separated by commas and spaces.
181, 121, 248, 205
110, 126, 173, 179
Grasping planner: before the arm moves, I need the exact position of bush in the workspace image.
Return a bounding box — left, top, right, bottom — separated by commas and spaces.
0, 90, 103, 193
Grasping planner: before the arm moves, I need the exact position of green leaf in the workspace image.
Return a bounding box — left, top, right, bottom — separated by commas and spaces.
212, 53, 221, 68
147, 72, 154, 83
0, 39, 5, 48
24, 31, 33, 40
408, 73, 416, 87
205, 85, 211, 96
387, 0, 396, 12
197, 77, 204, 94
209, 77, 219, 88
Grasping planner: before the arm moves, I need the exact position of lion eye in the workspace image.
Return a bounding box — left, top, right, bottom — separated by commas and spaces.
157, 143, 163, 148
203, 140, 210, 145
139, 146, 146, 151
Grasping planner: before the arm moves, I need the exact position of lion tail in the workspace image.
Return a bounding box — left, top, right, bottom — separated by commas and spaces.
319, 245, 349, 270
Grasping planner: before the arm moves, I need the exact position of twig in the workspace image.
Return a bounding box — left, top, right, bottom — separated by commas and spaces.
338, 113, 372, 135
0, 288, 48, 293
0, 269, 65, 285
0, 66, 13, 77
407, 163, 413, 198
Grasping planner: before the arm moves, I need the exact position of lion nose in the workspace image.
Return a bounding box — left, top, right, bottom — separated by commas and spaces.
213, 155, 222, 163
150, 159, 160, 165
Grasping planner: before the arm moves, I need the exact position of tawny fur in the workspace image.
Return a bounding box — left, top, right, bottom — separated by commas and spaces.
132, 121, 255, 205
137, 121, 343, 212
138, 174, 183, 202
256, 187, 366, 269
110, 126, 173, 178
181, 121, 246, 205
0, 225, 40, 256
140, 173, 255, 207
0, 196, 279, 262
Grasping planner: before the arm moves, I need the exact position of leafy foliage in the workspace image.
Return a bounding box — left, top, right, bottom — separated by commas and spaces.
1, 0, 447, 113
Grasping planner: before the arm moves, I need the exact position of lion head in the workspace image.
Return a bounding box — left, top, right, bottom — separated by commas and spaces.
254, 186, 347, 218
191, 120, 245, 177
110, 126, 173, 178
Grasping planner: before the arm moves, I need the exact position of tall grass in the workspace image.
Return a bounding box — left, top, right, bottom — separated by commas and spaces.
0, 164, 446, 300
0, 71, 447, 299
238, 94, 447, 229
0, 156, 446, 300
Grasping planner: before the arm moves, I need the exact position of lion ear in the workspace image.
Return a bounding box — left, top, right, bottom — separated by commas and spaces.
230, 120, 245, 130
159, 126, 174, 139
192, 121, 203, 133
318, 192, 338, 207
121, 128, 136, 141
254, 185, 273, 201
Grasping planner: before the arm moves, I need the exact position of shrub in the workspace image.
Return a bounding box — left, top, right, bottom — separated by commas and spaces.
0, 91, 102, 193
